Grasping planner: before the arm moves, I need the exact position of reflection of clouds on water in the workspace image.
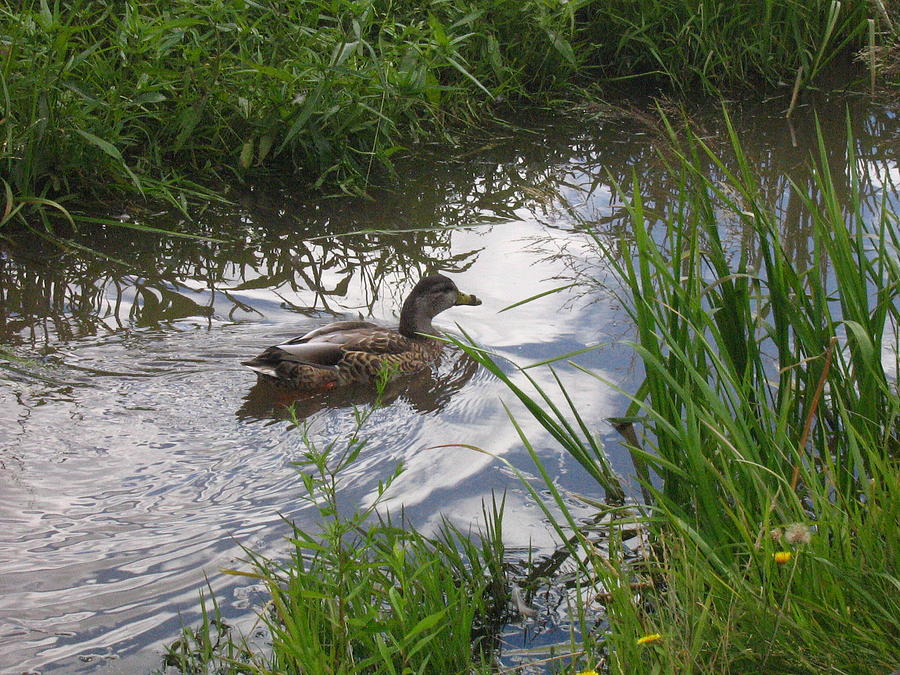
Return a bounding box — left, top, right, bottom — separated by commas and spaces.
0, 97, 897, 671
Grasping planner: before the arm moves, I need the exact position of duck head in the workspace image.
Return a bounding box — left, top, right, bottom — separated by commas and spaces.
399, 274, 482, 337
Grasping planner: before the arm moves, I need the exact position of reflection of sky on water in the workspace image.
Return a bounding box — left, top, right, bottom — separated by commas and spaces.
0, 96, 897, 672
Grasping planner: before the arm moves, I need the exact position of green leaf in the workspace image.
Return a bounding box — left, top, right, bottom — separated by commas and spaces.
548, 31, 576, 65
132, 91, 168, 105
75, 129, 125, 162
239, 139, 254, 169
75, 130, 142, 191
499, 283, 576, 312
257, 134, 274, 164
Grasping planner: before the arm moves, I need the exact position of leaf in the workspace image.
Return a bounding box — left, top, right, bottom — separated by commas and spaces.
239, 139, 254, 169
332, 40, 359, 67
75, 130, 142, 191
843, 320, 876, 367
548, 30, 576, 65
257, 134, 274, 164
424, 70, 441, 107
131, 91, 168, 105
404, 609, 447, 641
486, 33, 504, 78
499, 283, 576, 312
75, 129, 125, 161
38, 0, 53, 27
428, 13, 449, 47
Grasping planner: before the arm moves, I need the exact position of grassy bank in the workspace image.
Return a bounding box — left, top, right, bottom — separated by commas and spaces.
2, 0, 897, 218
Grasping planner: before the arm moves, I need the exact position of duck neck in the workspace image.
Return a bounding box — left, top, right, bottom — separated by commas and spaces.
398, 302, 434, 339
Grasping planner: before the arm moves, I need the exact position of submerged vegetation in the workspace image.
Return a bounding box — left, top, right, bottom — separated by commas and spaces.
1, 0, 898, 216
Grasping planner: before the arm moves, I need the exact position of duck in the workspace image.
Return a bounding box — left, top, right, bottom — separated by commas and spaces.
242, 274, 482, 391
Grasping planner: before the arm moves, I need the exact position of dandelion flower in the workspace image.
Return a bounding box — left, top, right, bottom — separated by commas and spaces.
637, 633, 662, 645
769, 527, 783, 542
774, 551, 792, 565
785, 523, 812, 545
576, 671, 599, 675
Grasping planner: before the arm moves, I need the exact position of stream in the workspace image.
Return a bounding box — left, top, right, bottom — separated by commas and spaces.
1, 92, 897, 673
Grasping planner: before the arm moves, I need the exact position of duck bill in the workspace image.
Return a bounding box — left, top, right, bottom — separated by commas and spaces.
455, 291, 482, 306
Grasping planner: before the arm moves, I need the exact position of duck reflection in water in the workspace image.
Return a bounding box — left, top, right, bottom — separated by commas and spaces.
237, 274, 483, 421
237, 346, 480, 422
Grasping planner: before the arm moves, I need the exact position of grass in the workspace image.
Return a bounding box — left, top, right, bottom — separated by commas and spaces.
168, 375, 510, 673
1, 0, 895, 226
451, 111, 898, 672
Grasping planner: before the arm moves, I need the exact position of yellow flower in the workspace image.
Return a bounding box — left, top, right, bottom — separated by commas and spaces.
774, 551, 792, 565
637, 633, 662, 645
576, 671, 599, 675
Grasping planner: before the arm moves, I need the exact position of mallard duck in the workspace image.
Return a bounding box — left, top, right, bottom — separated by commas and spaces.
242, 274, 482, 391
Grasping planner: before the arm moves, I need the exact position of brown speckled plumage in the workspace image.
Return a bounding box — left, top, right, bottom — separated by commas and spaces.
242, 275, 481, 392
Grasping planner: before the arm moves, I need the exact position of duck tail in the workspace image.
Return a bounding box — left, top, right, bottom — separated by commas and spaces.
241, 358, 280, 378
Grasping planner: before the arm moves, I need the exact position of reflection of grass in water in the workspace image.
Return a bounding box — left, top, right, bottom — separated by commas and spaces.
454, 116, 898, 672
0, 218, 481, 345
4, 98, 897, 349
0, 344, 69, 386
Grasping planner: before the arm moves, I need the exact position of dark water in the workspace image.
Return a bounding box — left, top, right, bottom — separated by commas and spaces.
1, 93, 897, 673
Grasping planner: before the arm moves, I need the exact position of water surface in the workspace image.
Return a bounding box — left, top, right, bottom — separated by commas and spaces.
0, 94, 897, 672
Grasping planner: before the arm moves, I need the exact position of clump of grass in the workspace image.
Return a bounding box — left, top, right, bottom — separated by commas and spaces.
598, 112, 898, 672
1, 0, 893, 222
164, 586, 259, 673
454, 111, 898, 672
168, 374, 509, 673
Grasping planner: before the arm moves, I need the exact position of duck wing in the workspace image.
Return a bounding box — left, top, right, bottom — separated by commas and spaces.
242, 323, 411, 377
277, 327, 410, 359
242, 344, 344, 374
285, 321, 382, 344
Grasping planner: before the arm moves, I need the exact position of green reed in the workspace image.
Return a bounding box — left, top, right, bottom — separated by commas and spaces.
455, 112, 898, 672
1, 0, 892, 223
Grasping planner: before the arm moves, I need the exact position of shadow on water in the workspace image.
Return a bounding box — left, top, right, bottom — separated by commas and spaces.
0, 89, 897, 672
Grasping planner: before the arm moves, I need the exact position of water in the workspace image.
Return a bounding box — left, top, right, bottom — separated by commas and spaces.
1, 93, 897, 673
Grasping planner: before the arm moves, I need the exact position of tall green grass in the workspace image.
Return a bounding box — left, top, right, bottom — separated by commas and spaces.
455, 113, 898, 672
0, 0, 569, 210
1, 0, 892, 219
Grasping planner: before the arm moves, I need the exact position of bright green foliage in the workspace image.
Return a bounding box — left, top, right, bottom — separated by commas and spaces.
0, 0, 579, 206
594, 115, 899, 671
456, 114, 898, 673
0, 0, 892, 209
185, 393, 509, 674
